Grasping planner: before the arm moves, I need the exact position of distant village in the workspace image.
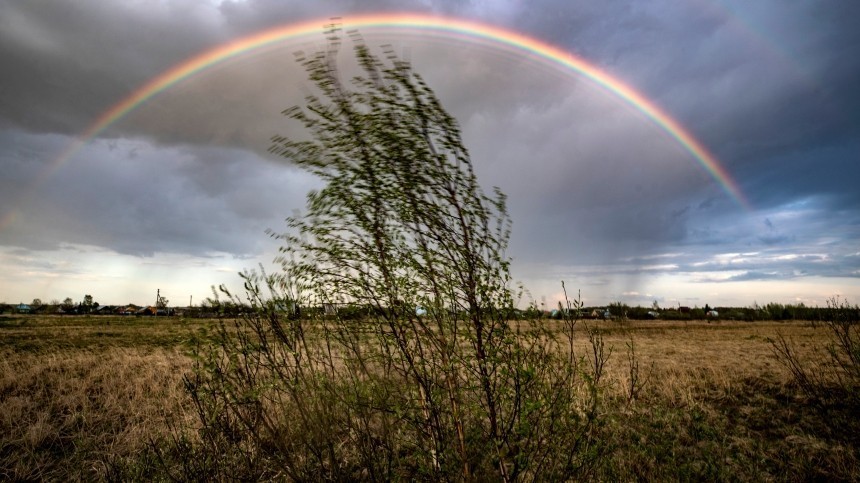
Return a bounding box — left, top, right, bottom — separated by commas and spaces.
1, 296, 848, 322
3, 301, 186, 317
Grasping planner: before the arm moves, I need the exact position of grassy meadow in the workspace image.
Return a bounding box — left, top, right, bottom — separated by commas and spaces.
1, 314, 857, 481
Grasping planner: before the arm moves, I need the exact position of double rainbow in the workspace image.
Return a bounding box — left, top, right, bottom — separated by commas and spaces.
49, 13, 750, 208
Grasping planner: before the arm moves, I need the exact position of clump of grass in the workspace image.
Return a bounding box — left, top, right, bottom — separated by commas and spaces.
0, 343, 193, 480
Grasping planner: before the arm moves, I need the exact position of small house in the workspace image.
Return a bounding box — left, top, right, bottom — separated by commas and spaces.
137, 306, 158, 316
96, 305, 115, 315
590, 309, 612, 320
117, 305, 139, 315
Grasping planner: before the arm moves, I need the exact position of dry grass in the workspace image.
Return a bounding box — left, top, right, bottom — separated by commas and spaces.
0, 315, 201, 480
1, 315, 857, 481
589, 320, 809, 398
581, 319, 859, 481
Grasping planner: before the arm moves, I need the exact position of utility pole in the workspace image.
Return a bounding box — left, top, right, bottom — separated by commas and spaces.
156, 288, 160, 309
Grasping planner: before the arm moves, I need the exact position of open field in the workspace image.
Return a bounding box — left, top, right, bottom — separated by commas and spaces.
0, 315, 207, 480
1, 315, 857, 480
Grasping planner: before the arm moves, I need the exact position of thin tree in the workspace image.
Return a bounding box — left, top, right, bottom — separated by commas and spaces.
168, 27, 608, 482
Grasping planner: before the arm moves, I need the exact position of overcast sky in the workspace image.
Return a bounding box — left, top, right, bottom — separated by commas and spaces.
1, 0, 858, 308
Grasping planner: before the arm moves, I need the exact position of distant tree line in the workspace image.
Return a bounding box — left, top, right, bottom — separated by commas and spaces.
1, 298, 856, 322
550, 301, 860, 322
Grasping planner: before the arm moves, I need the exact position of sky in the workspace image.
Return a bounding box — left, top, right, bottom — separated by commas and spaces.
1, 0, 859, 309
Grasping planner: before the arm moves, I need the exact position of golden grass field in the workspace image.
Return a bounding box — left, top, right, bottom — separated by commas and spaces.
1, 314, 856, 481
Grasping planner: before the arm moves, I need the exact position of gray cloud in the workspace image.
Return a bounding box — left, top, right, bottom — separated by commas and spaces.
1, 0, 858, 305
0, 130, 317, 257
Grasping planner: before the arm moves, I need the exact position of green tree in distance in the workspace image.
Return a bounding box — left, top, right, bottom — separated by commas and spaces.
156, 294, 169, 309
82, 294, 94, 313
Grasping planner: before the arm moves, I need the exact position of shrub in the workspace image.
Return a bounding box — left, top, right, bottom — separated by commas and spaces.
150, 29, 612, 481
769, 297, 860, 409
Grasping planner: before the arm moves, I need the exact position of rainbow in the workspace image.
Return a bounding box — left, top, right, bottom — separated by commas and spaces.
47, 12, 750, 208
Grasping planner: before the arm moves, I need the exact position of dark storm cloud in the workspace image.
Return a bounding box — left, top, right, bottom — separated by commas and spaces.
0, 0, 484, 137
1, 0, 858, 304
557, 189, 860, 284
558, 245, 860, 284
0, 1, 234, 135
0, 130, 316, 257
503, 1, 860, 214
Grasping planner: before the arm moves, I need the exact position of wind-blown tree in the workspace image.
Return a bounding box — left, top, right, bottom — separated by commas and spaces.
270, 34, 519, 478
170, 29, 606, 482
